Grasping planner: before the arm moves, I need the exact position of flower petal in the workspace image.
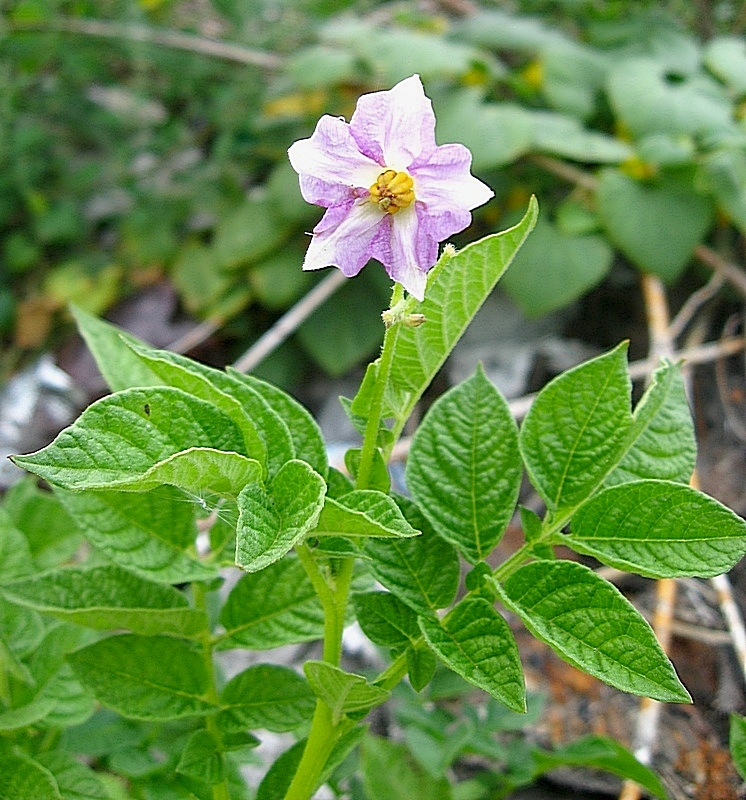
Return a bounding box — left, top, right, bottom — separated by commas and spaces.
303, 200, 384, 277
413, 143, 494, 213
385, 206, 437, 301
350, 75, 436, 170
288, 115, 380, 206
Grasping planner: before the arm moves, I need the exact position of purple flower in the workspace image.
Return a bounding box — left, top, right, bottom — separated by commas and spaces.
288, 74, 493, 301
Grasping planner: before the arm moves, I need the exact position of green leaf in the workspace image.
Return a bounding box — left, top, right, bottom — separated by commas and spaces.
418, 596, 525, 712
71, 305, 161, 393
2, 480, 83, 571
353, 25, 490, 85
12, 388, 248, 491
235, 460, 326, 572
361, 735, 452, 800
20, 623, 96, 731
125, 342, 269, 467
637, 133, 697, 168
315, 490, 419, 539
2, 565, 207, 636
286, 44, 357, 89
35, 751, 110, 800
520, 506, 543, 544
499, 560, 690, 702
519, 342, 632, 512
218, 664, 315, 733
35, 669, 95, 731
500, 217, 613, 317
68, 634, 216, 720
104, 447, 263, 495
0, 508, 34, 583
124, 342, 298, 478
533, 735, 668, 799
406, 644, 438, 692
227, 368, 328, 479
0, 695, 58, 733
529, 111, 632, 163
343, 448, 391, 492
250, 247, 315, 308
55, 486, 216, 584
455, 8, 561, 50
218, 556, 324, 650
539, 43, 608, 120
568, 480, 746, 578
436, 91, 533, 170
352, 199, 538, 442
0, 747, 61, 800
59, 709, 144, 758
607, 57, 734, 140
407, 366, 521, 563
171, 241, 234, 317
730, 714, 746, 780
597, 169, 714, 281
176, 730, 224, 785
354, 592, 421, 648
213, 195, 291, 270
0, 596, 44, 662
701, 147, 746, 236
304, 661, 390, 725
607, 361, 696, 486
0, 642, 95, 732
364, 499, 460, 616
705, 36, 746, 95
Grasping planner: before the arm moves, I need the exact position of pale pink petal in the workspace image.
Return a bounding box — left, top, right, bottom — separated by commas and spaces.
412, 143, 494, 212
350, 75, 436, 170
288, 115, 380, 206
288, 74, 494, 297
303, 200, 384, 277
384, 206, 437, 300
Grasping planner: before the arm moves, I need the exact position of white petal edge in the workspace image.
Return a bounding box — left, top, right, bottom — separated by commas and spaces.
388, 207, 429, 300
288, 116, 380, 190
303, 201, 384, 277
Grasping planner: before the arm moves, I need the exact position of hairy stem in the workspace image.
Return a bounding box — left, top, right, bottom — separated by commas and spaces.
192, 581, 232, 800
285, 550, 355, 799
285, 285, 407, 800
355, 283, 404, 488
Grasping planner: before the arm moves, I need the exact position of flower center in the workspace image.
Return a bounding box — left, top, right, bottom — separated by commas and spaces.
369, 169, 415, 214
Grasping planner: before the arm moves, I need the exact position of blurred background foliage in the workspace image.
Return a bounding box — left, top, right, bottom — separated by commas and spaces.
2, 0, 746, 384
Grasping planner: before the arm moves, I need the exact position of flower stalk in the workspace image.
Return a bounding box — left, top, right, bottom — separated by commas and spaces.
356, 283, 404, 488
285, 283, 413, 800
283, 73, 495, 800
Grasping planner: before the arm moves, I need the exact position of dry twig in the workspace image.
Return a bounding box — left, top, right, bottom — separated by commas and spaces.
619, 274, 680, 800
232, 271, 347, 373
695, 244, 746, 301
11, 17, 283, 69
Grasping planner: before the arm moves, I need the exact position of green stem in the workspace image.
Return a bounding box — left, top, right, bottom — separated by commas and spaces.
192, 582, 231, 800
0, 643, 11, 705
373, 647, 411, 691
355, 283, 404, 489
296, 544, 353, 664
285, 285, 408, 800
285, 551, 355, 799
491, 543, 532, 583
283, 703, 338, 800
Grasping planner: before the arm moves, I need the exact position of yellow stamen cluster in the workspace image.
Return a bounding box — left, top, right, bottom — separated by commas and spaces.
369, 169, 415, 214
